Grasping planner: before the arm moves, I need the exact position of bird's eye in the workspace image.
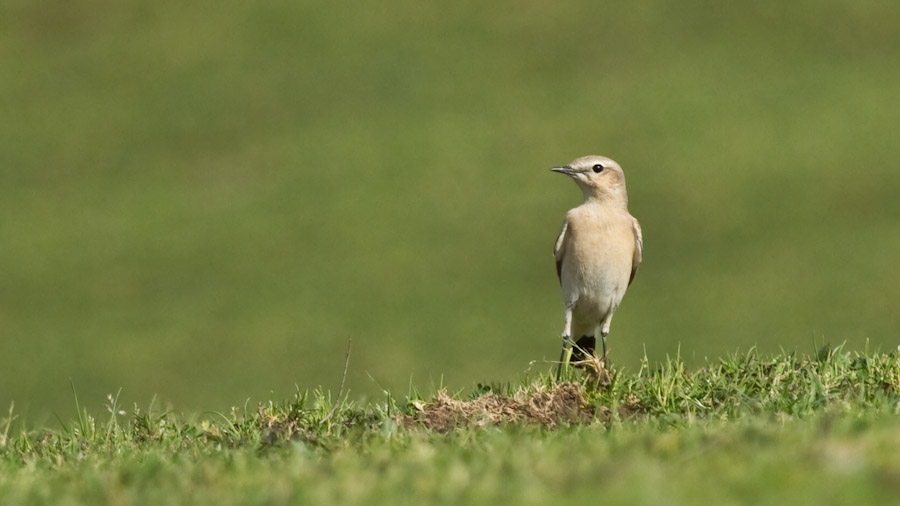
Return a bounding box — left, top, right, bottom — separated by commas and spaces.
592, 164, 604, 173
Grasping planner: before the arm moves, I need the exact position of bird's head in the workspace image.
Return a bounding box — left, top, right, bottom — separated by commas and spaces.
551, 155, 627, 203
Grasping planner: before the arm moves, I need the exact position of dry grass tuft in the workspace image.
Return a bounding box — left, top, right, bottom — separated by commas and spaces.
575, 352, 612, 389
403, 382, 596, 432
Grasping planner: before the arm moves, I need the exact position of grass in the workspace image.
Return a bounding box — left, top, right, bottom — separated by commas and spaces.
3, 346, 900, 505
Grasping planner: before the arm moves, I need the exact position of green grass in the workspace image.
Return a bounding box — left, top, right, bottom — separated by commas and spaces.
2, 0, 900, 416
3, 346, 900, 505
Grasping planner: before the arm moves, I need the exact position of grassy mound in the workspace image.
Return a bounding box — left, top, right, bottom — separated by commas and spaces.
2, 346, 898, 452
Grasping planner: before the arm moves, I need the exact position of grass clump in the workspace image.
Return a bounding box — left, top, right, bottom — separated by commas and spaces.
403, 382, 595, 432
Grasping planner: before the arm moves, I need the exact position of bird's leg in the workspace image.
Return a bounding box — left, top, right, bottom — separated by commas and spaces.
600, 318, 612, 366
556, 308, 574, 381
556, 343, 568, 381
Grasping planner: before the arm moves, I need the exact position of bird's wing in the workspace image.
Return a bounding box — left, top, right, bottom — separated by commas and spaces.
629, 217, 643, 286
553, 219, 568, 284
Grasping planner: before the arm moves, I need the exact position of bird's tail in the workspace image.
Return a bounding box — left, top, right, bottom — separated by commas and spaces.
571, 335, 596, 364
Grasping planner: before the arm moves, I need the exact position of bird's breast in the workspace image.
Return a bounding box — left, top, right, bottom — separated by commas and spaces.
561, 210, 634, 303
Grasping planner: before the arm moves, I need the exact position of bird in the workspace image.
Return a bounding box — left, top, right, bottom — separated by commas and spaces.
551, 155, 642, 379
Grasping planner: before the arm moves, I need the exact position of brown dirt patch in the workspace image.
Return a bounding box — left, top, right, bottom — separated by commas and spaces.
401, 382, 597, 432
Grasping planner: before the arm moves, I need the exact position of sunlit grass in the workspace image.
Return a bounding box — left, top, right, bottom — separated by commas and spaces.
2, 347, 900, 504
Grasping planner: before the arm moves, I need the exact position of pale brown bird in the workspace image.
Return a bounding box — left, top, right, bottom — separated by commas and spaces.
551, 155, 643, 378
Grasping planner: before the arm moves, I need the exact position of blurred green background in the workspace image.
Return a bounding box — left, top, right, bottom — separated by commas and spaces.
2, 0, 898, 419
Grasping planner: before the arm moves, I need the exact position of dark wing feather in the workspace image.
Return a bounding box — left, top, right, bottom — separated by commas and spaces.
629, 217, 643, 286
553, 220, 568, 285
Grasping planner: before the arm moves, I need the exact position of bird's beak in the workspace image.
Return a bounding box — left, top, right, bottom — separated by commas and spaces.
550, 165, 576, 175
